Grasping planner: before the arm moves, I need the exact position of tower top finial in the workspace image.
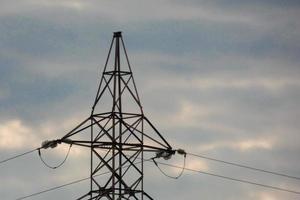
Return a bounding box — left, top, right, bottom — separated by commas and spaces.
113, 31, 122, 37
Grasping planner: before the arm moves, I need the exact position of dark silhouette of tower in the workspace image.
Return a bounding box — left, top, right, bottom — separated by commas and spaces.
59, 32, 174, 199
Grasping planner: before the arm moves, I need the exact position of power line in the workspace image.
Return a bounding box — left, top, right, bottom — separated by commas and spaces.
14, 161, 144, 200
0, 148, 39, 165
186, 152, 300, 180
154, 160, 300, 195
38, 144, 72, 169
4, 148, 297, 182
12, 156, 300, 200
1, 144, 298, 195
15, 172, 108, 200
1, 140, 297, 195
15, 176, 91, 200
152, 153, 186, 179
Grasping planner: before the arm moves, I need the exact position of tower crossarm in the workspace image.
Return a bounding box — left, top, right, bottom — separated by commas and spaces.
43, 32, 173, 199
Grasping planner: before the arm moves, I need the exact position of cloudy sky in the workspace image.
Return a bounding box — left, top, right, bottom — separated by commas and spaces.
1, 0, 300, 199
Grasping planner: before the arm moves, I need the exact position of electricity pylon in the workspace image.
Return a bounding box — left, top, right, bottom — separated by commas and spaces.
59, 32, 174, 199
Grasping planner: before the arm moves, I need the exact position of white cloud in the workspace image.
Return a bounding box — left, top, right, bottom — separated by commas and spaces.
0, 117, 89, 157
194, 137, 276, 152
134, 51, 300, 93
148, 76, 300, 92
0, 0, 87, 16
35, 115, 91, 157
168, 100, 225, 126
0, 120, 39, 149
167, 157, 209, 175
196, 77, 300, 91
41, 0, 256, 24
249, 191, 279, 200
186, 158, 209, 171
237, 138, 273, 151
35, 0, 87, 10
155, 100, 236, 133
0, 0, 284, 27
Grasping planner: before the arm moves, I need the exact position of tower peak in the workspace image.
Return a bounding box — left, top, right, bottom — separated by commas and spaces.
113, 31, 122, 37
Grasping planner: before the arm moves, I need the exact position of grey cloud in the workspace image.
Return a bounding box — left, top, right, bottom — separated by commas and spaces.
1, 0, 300, 199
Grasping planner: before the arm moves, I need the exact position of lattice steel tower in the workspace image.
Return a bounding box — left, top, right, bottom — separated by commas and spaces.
59, 32, 174, 199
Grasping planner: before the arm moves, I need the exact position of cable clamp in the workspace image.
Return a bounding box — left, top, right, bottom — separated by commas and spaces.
177, 149, 187, 157
156, 150, 174, 160
41, 139, 61, 149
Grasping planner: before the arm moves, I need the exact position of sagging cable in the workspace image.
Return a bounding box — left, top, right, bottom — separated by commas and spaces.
38, 140, 72, 169
152, 149, 186, 179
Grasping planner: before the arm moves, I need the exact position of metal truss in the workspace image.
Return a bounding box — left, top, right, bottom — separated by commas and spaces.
59, 32, 174, 199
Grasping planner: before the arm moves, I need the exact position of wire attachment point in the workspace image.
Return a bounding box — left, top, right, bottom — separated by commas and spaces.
38, 140, 72, 169
152, 148, 186, 180
155, 149, 175, 160
41, 140, 61, 149
177, 149, 186, 157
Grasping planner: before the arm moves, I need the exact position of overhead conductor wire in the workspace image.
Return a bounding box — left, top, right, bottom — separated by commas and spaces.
15, 172, 105, 200
152, 149, 186, 179
186, 152, 300, 180
154, 160, 300, 195
0, 148, 40, 165
14, 160, 145, 200
14, 158, 300, 200
38, 144, 72, 169
4, 147, 300, 198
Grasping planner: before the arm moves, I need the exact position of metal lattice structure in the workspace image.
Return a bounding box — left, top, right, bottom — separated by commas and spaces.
60, 32, 174, 200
